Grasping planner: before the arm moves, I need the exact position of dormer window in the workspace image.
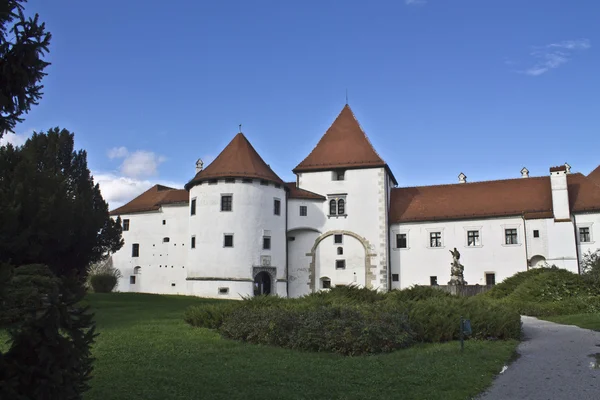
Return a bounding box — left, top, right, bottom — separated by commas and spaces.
332, 170, 345, 181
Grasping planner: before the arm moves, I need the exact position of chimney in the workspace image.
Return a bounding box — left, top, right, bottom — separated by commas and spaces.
458, 172, 467, 183
564, 162, 571, 174
549, 165, 570, 220
520, 167, 529, 178
195, 159, 204, 174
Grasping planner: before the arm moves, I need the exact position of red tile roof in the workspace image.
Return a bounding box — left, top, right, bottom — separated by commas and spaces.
389, 173, 600, 223
185, 133, 284, 190
285, 182, 326, 200
293, 105, 397, 184
589, 165, 600, 186
109, 185, 188, 216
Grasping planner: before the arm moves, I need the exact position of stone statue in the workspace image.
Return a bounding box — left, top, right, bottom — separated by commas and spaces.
448, 247, 467, 285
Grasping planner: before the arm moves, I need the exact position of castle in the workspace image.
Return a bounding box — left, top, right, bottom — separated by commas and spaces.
109, 105, 600, 298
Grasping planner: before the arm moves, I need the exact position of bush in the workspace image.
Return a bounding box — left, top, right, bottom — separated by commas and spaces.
484, 267, 553, 299
502, 296, 600, 317
508, 269, 598, 303
581, 249, 600, 286
386, 285, 452, 303
184, 303, 237, 329
218, 304, 413, 356
90, 274, 118, 293
311, 284, 386, 304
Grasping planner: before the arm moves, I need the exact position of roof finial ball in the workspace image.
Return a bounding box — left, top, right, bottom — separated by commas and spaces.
458, 172, 467, 184
195, 158, 204, 173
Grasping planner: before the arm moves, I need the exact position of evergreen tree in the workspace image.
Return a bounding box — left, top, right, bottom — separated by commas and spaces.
0, 127, 124, 280
0, 0, 51, 136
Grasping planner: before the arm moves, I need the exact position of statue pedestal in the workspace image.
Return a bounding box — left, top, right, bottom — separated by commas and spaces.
448, 276, 467, 286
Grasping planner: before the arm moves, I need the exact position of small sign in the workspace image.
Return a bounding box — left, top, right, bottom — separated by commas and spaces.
463, 319, 472, 336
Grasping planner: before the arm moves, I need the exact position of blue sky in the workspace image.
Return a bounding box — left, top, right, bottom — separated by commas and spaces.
2, 0, 599, 208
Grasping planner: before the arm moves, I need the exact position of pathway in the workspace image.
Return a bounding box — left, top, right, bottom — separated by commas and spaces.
478, 316, 600, 400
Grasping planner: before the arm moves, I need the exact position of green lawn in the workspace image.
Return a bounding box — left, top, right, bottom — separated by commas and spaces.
543, 313, 600, 331
76, 293, 517, 400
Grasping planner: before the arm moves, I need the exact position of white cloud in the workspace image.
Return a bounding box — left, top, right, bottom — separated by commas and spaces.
93, 172, 183, 210
0, 130, 33, 147
107, 146, 129, 159
519, 38, 591, 76
405, 0, 427, 4
120, 150, 166, 178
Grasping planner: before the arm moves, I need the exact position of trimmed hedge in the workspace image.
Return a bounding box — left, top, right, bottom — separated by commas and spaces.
484, 268, 553, 299
386, 285, 451, 302
500, 296, 600, 317
89, 273, 117, 293
508, 270, 599, 302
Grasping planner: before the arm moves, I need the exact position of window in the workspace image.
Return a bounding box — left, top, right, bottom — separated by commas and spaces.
533, 230, 540, 238
171, 283, 176, 287
332, 170, 345, 181
392, 274, 399, 282
486, 273, 496, 286
579, 227, 591, 243
337, 199, 345, 215
208, 179, 217, 185
430, 232, 442, 248
132, 243, 139, 257
219, 287, 229, 295
300, 205, 307, 216
191, 236, 196, 249
396, 233, 407, 249
163, 237, 170, 243
505, 229, 518, 245
334, 234, 343, 244
221, 195, 232, 212
242, 178, 252, 183
191, 198, 196, 215
430, 276, 438, 286
329, 199, 337, 215
337, 247, 343, 255
336, 260, 346, 270
225, 178, 235, 183
275, 183, 281, 188
123, 219, 130, 231
273, 199, 281, 215
130, 276, 136, 284
263, 236, 271, 250
288, 236, 295, 241
224, 234, 234, 247
467, 230, 480, 246
133, 266, 141, 274
162, 220, 166, 225
260, 180, 269, 186
321, 278, 331, 289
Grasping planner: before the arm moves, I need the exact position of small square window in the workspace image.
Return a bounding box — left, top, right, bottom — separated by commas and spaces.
221, 195, 232, 212
430, 232, 442, 247
224, 234, 234, 247
467, 230, 480, 247
225, 178, 235, 183
579, 227, 591, 243
396, 233, 407, 249
219, 287, 229, 295
260, 180, 269, 186
334, 234, 343, 244
288, 236, 295, 241
273, 199, 281, 216
300, 205, 307, 216
132, 243, 139, 257
163, 237, 170, 243
486, 273, 496, 286
208, 179, 217, 185
191, 198, 197, 216
130, 275, 136, 284
392, 274, 399, 282
191, 236, 196, 249
430, 276, 438, 286
533, 230, 540, 238
322, 279, 331, 289
337, 247, 343, 255
263, 236, 271, 250
123, 219, 130, 231
505, 229, 518, 245
171, 283, 176, 287
332, 170, 345, 181
275, 183, 281, 188
242, 178, 253, 183
162, 220, 166, 225
335, 260, 346, 270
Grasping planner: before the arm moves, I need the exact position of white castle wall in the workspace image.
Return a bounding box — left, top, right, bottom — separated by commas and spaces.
574, 212, 600, 271
112, 204, 189, 294
187, 179, 287, 299
314, 234, 366, 288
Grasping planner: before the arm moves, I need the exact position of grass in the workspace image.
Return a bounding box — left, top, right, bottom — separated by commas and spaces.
79, 293, 517, 400
543, 313, 600, 331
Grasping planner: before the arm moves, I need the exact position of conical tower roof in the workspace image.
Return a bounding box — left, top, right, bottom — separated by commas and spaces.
185, 133, 284, 190
293, 105, 394, 183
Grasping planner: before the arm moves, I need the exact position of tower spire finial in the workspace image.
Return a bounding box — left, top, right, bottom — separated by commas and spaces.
239, 124, 242, 133
345, 89, 348, 105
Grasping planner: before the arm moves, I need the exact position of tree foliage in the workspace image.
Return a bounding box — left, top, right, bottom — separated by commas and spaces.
0, 128, 124, 281
0, 0, 51, 135
581, 249, 600, 285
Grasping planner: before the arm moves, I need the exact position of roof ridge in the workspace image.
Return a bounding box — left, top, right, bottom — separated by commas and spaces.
393, 175, 551, 190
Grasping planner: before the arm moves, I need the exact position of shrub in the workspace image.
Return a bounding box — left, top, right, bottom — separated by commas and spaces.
581, 249, 600, 286
386, 285, 452, 303
86, 256, 122, 291
89, 274, 118, 293
184, 303, 237, 329
219, 304, 413, 356
502, 296, 600, 317
405, 297, 521, 342
508, 269, 598, 303
484, 267, 554, 299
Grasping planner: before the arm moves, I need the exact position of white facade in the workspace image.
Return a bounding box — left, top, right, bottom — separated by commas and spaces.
109, 107, 600, 298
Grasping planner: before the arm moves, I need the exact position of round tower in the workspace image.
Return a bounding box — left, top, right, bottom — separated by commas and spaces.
184, 133, 287, 299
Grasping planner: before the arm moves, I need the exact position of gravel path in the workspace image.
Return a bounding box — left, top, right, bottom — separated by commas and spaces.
477, 316, 600, 399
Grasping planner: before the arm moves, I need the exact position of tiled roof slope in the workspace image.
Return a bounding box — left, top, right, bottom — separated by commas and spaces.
109, 185, 188, 216
285, 182, 326, 200
589, 165, 600, 186
185, 133, 284, 190
293, 105, 397, 184
389, 173, 600, 223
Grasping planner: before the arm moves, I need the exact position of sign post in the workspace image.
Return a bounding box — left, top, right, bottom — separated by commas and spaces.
460, 316, 472, 352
